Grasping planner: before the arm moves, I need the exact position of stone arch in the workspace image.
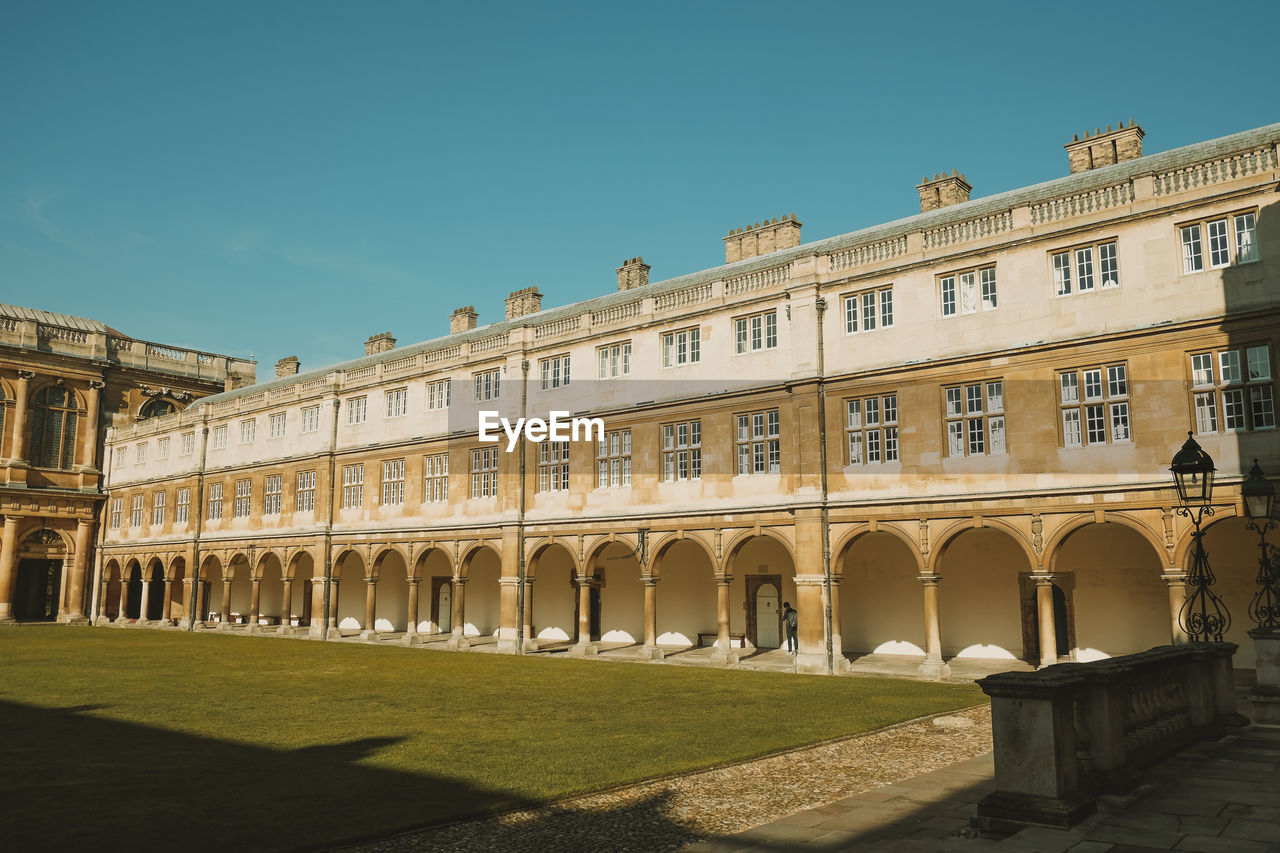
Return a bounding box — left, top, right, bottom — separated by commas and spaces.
722, 527, 796, 576
143, 556, 165, 621
458, 543, 501, 637
458, 541, 499, 579
122, 557, 144, 620
831, 523, 925, 577
591, 540, 644, 644
837, 527, 926, 658
411, 546, 455, 632
252, 548, 285, 581
1044, 512, 1167, 571
935, 524, 1034, 661
528, 540, 578, 642
373, 547, 409, 632
650, 535, 718, 647
410, 545, 454, 580
1178, 514, 1261, 668
723, 531, 797, 651
166, 555, 188, 624
529, 537, 581, 578
370, 544, 410, 579
648, 531, 716, 575
102, 557, 123, 620
928, 517, 1039, 574
1172, 507, 1241, 570
256, 551, 285, 625
333, 548, 367, 632
285, 548, 315, 580
18, 526, 72, 556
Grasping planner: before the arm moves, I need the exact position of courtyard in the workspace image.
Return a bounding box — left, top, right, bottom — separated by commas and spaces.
0, 627, 982, 850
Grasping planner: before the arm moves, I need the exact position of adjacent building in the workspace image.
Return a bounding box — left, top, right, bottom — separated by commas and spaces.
99, 120, 1279, 674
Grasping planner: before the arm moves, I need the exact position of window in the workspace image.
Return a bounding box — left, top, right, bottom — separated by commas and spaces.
30, 385, 80, 469
296, 471, 315, 512
234, 479, 251, 518
152, 491, 166, 526
473, 368, 501, 401
212, 425, 227, 449
180, 432, 195, 456
424, 453, 449, 503
264, 474, 282, 515
596, 430, 631, 488
662, 420, 701, 481
130, 495, 144, 527
940, 266, 997, 317
1181, 212, 1259, 272
846, 394, 900, 464
269, 412, 287, 438
116, 447, 127, 467
539, 441, 571, 492
175, 488, 190, 524
1059, 364, 1130, 447
944, 381, 1005, 456
136, 443, 147, 465
341, 465, 364, 509
1191, 345, 1275, 433
382, 459, 405, 505
110, 498, 122, 529
300, 406, 320, 433
662, 328, 701, 367
207, 483, 224, 521
540, 354, 571, 390
346, 396, 367, 425
844, 287, 894, 333
427, 379, 451, 411
470, 448, 498, 498
1052, 240, 1119, 296
239, 419, 256, 443
385, 388, 407, 418
735, 311, 779, 354
596, 342, 632, 378
736, 410, 781, 474
157, 437, 170, 460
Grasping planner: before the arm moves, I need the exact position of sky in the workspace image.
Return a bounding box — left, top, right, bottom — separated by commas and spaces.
3, 0, 1278, 377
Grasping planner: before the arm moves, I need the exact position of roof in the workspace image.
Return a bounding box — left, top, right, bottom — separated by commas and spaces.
194, 120, 1280, 408
0, 302, 128, 337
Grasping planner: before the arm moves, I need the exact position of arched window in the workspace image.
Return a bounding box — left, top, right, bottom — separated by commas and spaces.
0, 383, 8, 455
30, 385, 81, 469
139, 398, 177, 419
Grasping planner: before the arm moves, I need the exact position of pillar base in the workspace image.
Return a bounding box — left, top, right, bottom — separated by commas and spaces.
399, 632, 417, 646
57, 614, 89, 626
278, 625, 296, 637
0, 615, 18, 628
917, 658, 952, 680
446, 634, 470, 650
1250, 686, 1280, 726
326, 627, 343, 640
307, 624, 325, 640
638, 645, 665, 661
709, 650, 739, 667
972, 790, 1096, 836
95, 615, 113, 627
793, 652, 829, 674
569, 642, 598, 658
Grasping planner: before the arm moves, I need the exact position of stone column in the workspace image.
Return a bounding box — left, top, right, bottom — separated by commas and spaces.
793, 575, 829, 673
327, 579, 340, 627
10, 371, 33, 463
0, 515, 20, 624
401, 578, 419, 645
180, 578, 200, 629
447, 577, 469, 649
1035, 574, 1058, 668
570, 574, 596, 657
1164, 571, 1188, 643
917, 574, 951, 680
639, 575, 662, 659
360, 577, 378, 639
218, 577, 232, 628
115, 572, 132, 623
247, 577, 262, 632
521, 579, 537, 651
710, 573, 735, 666
138, 575, 152, 624
308, 579, 326, 639
160, 577, 173, 624
828, 578, 843, 662
496, 576, 519, 653
280, 577, 294, 632
59, 518, 93, 623
79, 380, 104, 470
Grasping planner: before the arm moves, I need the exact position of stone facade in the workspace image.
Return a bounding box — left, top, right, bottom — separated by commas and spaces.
0, 304, 253, 625
97, 121, 1280, 675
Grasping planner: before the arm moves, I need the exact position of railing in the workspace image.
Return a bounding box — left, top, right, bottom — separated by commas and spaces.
654, 282, 713, 311
1030, 182, 1133, 225
298, 377, 327, 393
38, 324, 88, 344
973, 642, 1240, 835
922, 210, 1013, 249
590, 300, 642, 326
828, 235, 909, 272
470, 333, 507, 354
1154, 146, 1279, 196
0, 317, 16, 332
345, 366, 376, 381
237, 392, 265, 406
534, 316, 581, 339
424, 345, 462, 365
725, 263, 790, 296
145, 343, 187, 361
383, 354, 419, 375
269, 385, 298, 401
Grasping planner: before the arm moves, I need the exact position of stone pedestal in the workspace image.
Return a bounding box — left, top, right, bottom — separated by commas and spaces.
637, 645, 665, 661
1249, 628, 1280, 726
569, 642, 598, 658
446, 634, 471, 651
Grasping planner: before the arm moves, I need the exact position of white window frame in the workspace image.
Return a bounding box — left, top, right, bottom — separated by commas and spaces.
470, 448, 498, 498
233, 479, 251, 518
423, 453, 449, 503
1059, 364, 1130, 447
263, 474, 282, 515
661, 420, 701, 482
427, 379, 451, 411
473, 368, 501, 402
844, 287, 894, 334
239, 419, 256, 444
381, 459, 405, 505
385, 388, 408, 418
269, 412, 287, 439
596, 342, 632, 378
1180, 211, 1259, 272
596, 430, 631, 488
175, 488, 190, 524
296, 471, 316, 513
151, 491, 166, 526
207, 483, 224, 521
539, 441, 572, 492
939, 265, 997, 317
300, 406, 320, 434
662, 328, 701, 368
341, 464, 364, 509
1191, 345, 1275, 434
734, 311, 779, 354
157, 437, 169, 460
735, 409, 781, 474
944, 380, 1005, 456
845, 394, 900, 464
540, 354, 571, 390
346, 396, 368, 425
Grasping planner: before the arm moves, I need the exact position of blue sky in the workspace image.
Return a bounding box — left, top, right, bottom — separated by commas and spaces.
3, 0, 1278, 376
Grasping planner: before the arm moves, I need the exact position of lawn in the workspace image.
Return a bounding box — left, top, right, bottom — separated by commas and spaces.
0, 627, 984, 850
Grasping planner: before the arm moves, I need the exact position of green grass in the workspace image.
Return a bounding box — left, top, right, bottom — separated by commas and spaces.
0, 627, 983, 850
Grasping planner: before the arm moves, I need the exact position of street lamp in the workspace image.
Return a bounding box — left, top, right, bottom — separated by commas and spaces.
1242, 459, 1278, 631
1171, 433, 1230, 642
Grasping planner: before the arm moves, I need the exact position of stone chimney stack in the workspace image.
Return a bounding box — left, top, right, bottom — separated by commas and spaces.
275, 356, 300, 378
917, 170, 973, 213
1065, 120, 1145, 174
450, 306, 478, 334
505, 286, 543, 320
617, 257, 650, 291
723, 214, 802, 264
364, 332, 396, 356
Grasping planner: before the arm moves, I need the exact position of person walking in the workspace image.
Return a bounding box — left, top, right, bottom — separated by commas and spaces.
783, 601, 798, 654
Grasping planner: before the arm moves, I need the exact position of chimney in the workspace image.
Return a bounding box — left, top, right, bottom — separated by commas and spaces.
505, 286, 543, 320
450, 306, 478, 334
917, 170, 972, 213
364, 332, 396, 356
1065, 120, 1144, 174
275, 356, 300, 378
617, 257, 650, 291
723, 214, 802, 264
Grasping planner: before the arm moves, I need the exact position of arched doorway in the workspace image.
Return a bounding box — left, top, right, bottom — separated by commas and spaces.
257, 552, 284, 626
123, 560, 144, 621
593, 541, 643, 644
334, 551, 367, 632
413, 548, 453, 634
529, 542, 577, 643
286, 551, 315, 628
839, 530, 925, 659
145, 559, 165, 622
727, 534, 796, 651
373, 549, 409, 632
102, 559, 123, 621
459, 546, 500, 637
936, 527, 1031, 661
227, 555, 252, 624
168, 558, 187, 625
13, 528, 67, 622
651, 538, 716, 648
198, 555, 222, 624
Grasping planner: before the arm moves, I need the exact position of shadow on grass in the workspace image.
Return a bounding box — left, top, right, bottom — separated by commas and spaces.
0, 699, 694, 852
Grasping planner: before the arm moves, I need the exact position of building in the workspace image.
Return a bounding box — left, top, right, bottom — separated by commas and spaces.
99, 120, 1279, 675
0, 304, 254, 624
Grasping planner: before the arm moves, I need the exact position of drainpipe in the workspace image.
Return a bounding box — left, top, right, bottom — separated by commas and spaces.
186, 416, 210, 630
321, 392, 340, 640
816, 294, 835, 676
515, 357, 529, 655
90, 443, 113, 623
